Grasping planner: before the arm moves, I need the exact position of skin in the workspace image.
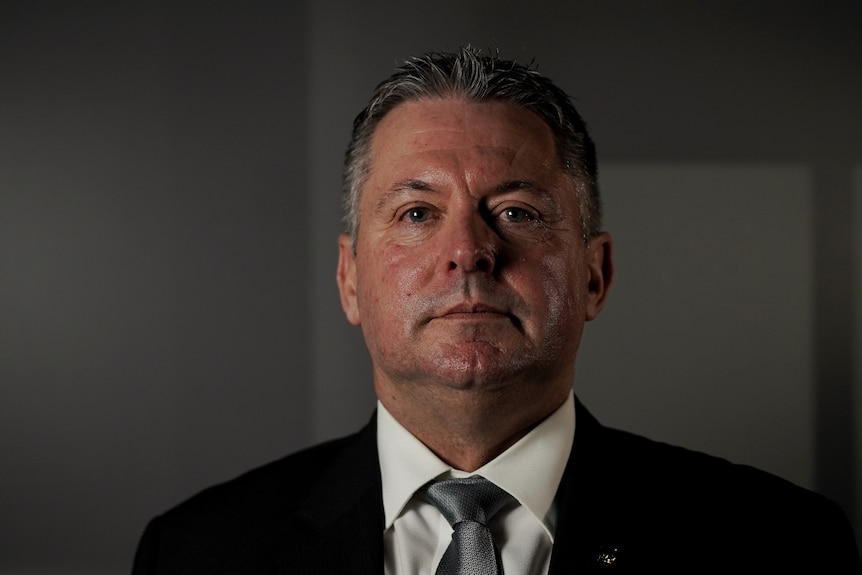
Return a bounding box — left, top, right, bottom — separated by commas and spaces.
337, 97, 613, 471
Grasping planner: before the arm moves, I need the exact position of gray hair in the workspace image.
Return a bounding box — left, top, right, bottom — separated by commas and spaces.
341, 45, 601, 248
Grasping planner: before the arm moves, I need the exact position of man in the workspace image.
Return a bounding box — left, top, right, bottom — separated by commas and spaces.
132, 46, 862, 573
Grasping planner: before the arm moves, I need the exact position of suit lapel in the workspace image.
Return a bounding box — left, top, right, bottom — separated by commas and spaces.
549, 399, 632, 573
276, 414, 384, 575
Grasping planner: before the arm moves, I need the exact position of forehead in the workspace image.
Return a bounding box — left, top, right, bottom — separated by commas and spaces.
367, 97, 563, 184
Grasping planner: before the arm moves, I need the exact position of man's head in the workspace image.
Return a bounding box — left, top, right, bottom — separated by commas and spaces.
336, 47, 613, 455
342, 46, 601, 249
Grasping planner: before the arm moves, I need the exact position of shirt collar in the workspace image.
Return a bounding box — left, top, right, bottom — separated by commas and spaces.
377, 391, 575, 538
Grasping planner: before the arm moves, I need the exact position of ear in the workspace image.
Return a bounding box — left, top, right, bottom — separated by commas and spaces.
336, 233, 361, 325
585, 231, 614, 321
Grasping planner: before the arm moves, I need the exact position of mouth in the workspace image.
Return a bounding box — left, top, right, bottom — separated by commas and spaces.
423, 299, 525, 334
437, 303, 513, 320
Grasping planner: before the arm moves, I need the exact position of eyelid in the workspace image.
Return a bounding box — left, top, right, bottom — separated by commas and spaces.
374, 183, 437, 218
396, 202, 436, 222
492, 202, 541, 221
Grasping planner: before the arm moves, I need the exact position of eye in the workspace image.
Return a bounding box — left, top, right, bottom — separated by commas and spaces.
402, 207, 431, 223
501, 207, 534, 223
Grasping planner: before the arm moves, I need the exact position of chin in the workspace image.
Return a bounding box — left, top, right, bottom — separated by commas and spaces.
426, 352, 530, 391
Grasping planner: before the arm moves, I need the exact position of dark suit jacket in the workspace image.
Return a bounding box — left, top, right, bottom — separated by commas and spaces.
132, 399, 862, 573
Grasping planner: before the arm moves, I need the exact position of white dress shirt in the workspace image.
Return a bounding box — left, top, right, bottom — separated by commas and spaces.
377, 392, 575, 575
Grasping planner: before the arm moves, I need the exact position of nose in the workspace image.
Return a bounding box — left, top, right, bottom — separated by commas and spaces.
443, 212, 497, 275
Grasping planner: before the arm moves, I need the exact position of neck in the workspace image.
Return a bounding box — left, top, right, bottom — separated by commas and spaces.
377, 381, 569, 472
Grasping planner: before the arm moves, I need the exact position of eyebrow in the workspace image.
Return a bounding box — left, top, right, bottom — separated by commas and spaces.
373, 178, 556, 214
492, 180, 557, 206
373, 179, 436, 214
493, 179, 551, 196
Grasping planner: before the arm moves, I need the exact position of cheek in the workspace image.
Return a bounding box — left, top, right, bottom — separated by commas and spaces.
383, 243, 429, 299
358, 243, 431, 320
388, 248, 425, 301
530, 254, 586, 363
537, 253, 584, 326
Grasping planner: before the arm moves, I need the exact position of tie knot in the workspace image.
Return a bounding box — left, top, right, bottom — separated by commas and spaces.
420, 475, 513, 527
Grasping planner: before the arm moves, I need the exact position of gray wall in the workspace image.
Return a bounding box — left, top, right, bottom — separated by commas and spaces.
2, 2, 860, 573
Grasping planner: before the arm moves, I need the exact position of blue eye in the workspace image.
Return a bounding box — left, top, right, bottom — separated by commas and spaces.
404, 207, 430, 222
502, 207, 532, 223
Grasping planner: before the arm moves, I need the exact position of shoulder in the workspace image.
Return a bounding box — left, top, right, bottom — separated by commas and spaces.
594, 419, 826, 507
568, 405, 861, 570
574, 399, 829, 506
132, 420, 381, 573
593, 423, 825, 503
165, 430, 363, 521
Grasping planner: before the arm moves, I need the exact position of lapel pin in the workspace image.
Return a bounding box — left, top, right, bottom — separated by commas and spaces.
595, 545, 620, 567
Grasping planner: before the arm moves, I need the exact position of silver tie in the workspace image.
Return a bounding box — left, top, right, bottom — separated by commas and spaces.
420, 475, 514, 575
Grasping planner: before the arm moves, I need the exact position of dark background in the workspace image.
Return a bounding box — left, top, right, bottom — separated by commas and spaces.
1, 2, 860, 572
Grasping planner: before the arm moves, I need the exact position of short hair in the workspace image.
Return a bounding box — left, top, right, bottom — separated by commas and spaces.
341, 45, 601, 248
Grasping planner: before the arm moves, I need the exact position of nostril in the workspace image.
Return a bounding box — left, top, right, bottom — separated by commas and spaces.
448, 256, 493, 272
448, 240, 496, 273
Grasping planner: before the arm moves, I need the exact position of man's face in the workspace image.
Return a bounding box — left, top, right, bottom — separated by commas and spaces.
337, 97, 611, 403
